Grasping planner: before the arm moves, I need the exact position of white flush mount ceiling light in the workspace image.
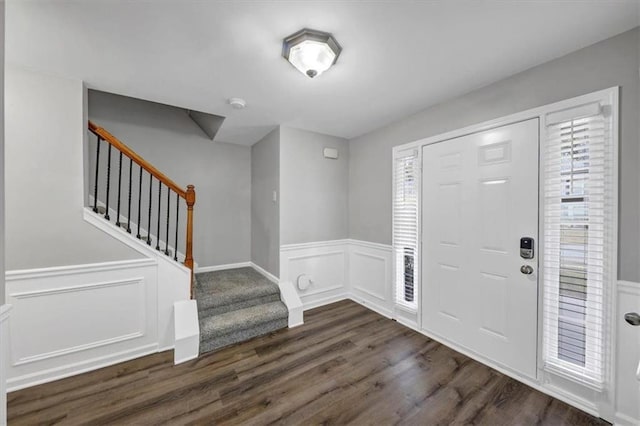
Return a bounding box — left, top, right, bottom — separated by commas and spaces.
282, 28, 342, 79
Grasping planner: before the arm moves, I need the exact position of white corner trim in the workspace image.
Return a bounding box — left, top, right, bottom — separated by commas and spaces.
196, 262, 251, 274
174, 300, 199, 364
6, 258, 156, 281
278, 281, 304, 328
250, 262, 279, 284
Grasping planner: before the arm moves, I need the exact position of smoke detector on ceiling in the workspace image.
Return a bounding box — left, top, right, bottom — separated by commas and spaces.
227, 98, 246, 109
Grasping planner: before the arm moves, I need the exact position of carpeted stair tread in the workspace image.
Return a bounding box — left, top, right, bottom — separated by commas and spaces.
198, 293, 282, 317
199, 318, 288, 353
195, 267, 279, 311
199, 301, 288, 340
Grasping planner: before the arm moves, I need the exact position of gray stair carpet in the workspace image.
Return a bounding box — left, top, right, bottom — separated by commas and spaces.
195, 267, 288, 354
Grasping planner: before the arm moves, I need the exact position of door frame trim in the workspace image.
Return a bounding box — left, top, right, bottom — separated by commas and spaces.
393, 87, 620, 421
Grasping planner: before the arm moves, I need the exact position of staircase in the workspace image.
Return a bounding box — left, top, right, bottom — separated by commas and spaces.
87, 121, 288, 356
195, 268, 288, 353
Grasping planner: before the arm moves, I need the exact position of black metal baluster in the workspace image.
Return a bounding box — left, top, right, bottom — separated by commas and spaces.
115, 152, 123, 227
137, 166, 143, 239
156, 182, 162, 250
93, 136, 101, 213
104, 144, 112, 220
147, 175, 153, 245
165, 188, 171, 256
174, 193, 179, 261
127, 159, 133, 233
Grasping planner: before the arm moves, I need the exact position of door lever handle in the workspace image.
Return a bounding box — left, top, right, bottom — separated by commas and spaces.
624, 312, 640, 326
520, 265, 534, 275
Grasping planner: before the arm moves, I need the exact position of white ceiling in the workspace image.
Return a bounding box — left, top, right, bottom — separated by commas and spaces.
7, 1, 640, 145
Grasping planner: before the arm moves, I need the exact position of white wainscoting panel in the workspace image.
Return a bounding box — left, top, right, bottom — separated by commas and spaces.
84, 207, 192, 352
5, 259, 159, 391
615, 280, 640, 426
1, 305, 12, 425
348, 240, 393, 318
280, 240, 349, 309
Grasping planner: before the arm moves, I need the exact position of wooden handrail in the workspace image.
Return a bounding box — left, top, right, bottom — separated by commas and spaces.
89, 121, 186, 198
88, 120, 196, 297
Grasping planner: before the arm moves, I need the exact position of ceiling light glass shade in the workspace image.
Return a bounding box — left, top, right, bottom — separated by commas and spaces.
283, 29, 341, 78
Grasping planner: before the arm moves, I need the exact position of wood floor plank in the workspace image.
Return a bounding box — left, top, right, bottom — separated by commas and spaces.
7, 300, 608, 425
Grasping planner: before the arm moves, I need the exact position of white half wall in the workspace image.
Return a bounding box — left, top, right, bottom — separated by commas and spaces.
348, 240, 394, 319
280, 240, 349, 310
615, 280, 640, 426
5, 259, 159, 391
279, 240, 398, 320
0, 305, 11, 425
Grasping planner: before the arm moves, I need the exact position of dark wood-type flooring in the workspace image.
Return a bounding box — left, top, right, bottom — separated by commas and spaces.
8, 300, 607, 425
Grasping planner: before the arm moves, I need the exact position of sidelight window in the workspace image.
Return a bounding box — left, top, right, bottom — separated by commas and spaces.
542, 98, 617, 389
393, 150, 419, 310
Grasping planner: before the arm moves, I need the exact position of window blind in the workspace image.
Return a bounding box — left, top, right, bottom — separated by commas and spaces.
542, 104, 614, 389
393, 151, 419, 310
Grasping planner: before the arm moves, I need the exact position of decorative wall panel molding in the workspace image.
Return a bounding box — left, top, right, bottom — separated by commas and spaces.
5, 259, 159, 391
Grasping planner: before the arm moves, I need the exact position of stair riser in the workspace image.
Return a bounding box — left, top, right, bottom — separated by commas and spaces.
200, 318, 288, 354
198, 294, 281, 318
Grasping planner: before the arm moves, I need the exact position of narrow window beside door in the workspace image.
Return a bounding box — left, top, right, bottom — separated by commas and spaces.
393, 151, 419, 310
542, 99, 616, 389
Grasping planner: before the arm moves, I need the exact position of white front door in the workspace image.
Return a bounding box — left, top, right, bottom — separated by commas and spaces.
421, 118, 539, 379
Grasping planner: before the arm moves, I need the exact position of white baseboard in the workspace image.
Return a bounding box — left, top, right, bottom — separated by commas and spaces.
7, 343, 158, 392
196, 262, 251, 274
250, 262, 279, 284
302, 292, 349, 311
615, 412, 640, 426
349, 295, 393, 318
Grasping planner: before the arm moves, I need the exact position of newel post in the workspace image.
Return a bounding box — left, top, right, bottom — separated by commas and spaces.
184, 184, 196, 298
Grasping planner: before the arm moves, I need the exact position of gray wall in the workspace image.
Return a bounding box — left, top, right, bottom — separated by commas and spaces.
5, 67, 141, 270
88, 90, 251, 267
0, 0, 4, 303
280, 127, 349, 245
251, 128, 280, 276
349, 27, 640, 282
